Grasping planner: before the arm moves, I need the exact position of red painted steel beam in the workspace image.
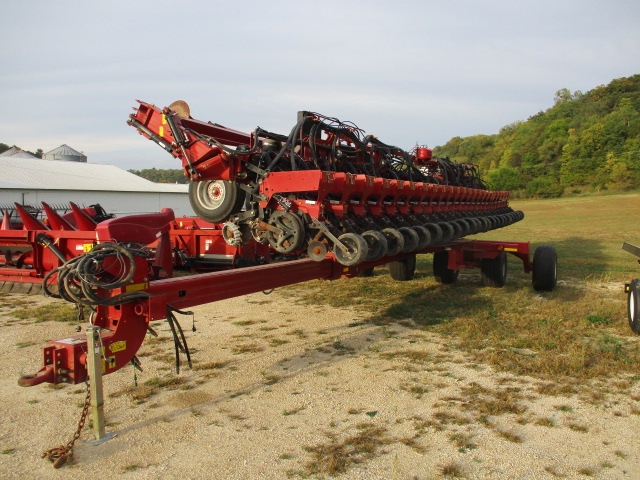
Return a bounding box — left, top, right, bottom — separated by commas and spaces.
145, 258, 343, 319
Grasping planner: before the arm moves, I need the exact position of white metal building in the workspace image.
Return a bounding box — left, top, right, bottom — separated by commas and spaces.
0, 148, 192, 218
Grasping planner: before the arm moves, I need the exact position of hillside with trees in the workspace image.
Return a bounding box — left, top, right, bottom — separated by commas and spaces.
127, 168, 187, 184
433, 74, 640, 197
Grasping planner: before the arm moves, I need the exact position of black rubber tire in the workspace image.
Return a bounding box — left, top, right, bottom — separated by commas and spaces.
532, 245, 557, 291
478, 217, 491, 232
381, 228, 404, 256
438, 222, 455, 242
480, 252, 508, 288
389, 254, 417, 281
412, 225, 431, 250
362, 230, 388, 261
333, 233, 368, 266
433, 250, 459, 284
424, 223, 443, 243
398, 226, 419, 253
628, 278, 640, 334
189, 180, 244, 223
453, 219, 470, 237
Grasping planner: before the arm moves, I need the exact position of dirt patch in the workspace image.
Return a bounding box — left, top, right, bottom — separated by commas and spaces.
1, 290, 639, 479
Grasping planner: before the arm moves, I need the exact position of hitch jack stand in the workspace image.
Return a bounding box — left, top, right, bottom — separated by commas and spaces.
85, 326, 115, 446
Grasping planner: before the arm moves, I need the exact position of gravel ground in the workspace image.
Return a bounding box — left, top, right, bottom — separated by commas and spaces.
1, 290, 639, 480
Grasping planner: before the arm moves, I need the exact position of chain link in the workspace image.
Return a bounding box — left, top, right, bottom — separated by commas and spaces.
42, 381, 91, 469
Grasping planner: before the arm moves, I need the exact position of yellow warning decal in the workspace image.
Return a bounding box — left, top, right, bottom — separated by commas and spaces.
125, 282, 149, 292
83, 243, 94, 253
159, 125, 164, 137
504, 247, 518, 252
109, 341, 126, 353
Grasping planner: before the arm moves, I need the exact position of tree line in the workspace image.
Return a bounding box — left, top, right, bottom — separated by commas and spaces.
433, 74, 640, 197
127, 168, 187, 184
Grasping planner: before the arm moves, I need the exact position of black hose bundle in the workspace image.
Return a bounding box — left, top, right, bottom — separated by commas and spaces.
43, 243, 150, 308
166, 305, 194, 374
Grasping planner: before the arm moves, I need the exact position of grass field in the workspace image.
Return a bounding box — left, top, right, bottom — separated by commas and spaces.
287, 192, 640, 388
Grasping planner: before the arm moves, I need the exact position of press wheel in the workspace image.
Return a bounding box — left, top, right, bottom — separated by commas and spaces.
333, 233, 368, 266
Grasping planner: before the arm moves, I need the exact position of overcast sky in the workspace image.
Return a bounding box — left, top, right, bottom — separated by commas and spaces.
1, 0, 638, 171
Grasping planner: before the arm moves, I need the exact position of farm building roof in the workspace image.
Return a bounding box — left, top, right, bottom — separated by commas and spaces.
0, 147, 39, 160
0, 156, 187, 193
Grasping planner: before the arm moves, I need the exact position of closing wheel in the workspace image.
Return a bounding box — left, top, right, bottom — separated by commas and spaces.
412, 225, 431, 250
307, 241, 327, 262
433, 250, 459, 284
398, 226, 419, 253
481, 252, 508, 288
627, 279, 640, 334
381, 228, 404, 256
389, 254, 417, 282
532, 245, 557, 291
267, 211, 305, 254
362, 230, 388, 261
333, 233, 368, 266
189, 180, 244, 223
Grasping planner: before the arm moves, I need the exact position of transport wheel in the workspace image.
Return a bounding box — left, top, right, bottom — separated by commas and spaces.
267, 211, 305, 254
480, 252, 508, 288
333, 233, 368, 266
389, 254, 417, 281
628, 279, 640, 334
532, 245, 557, 291
412, 225, 431, 250
399, 227, 419, 253
189, 180, 244, 223
381, 228, 404, 256
433, 250, 459, 284
362, 230, 388, 261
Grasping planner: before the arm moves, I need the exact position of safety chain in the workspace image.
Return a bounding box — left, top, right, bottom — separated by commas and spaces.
42, 381, 91, 469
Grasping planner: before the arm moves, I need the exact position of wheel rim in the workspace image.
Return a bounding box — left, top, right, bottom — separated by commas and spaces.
197, 180, 226, 210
